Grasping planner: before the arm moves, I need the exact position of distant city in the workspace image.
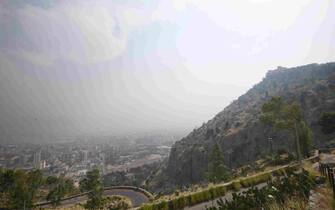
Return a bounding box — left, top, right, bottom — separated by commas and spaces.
0, 134, 178, 187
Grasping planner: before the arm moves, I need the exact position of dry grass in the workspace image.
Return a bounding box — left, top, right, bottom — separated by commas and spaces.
313, 186, 334, 210
267, 197, 308, 210
301, 157, 334, 210
302, 161, 320, 177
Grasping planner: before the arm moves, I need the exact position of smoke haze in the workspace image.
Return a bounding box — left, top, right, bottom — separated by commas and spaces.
0, 0, 334, 142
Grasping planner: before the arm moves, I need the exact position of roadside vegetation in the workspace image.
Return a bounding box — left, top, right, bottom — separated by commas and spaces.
138, 163, 302, 210
206, 143, 230, 183
46, 176, 78, 207
206, 169, 315, 210
232, 149, 296, 178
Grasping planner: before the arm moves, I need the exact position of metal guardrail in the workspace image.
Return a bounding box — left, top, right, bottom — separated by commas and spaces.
319, 163, 335, 198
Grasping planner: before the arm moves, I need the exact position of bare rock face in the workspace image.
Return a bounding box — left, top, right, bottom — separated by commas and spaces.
166, 62, 335, 186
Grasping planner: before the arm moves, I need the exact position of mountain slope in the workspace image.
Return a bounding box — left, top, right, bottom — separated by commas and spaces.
165, 62, 335, 186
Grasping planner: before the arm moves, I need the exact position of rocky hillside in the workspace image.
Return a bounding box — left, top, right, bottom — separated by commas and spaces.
165, 62, 335, 186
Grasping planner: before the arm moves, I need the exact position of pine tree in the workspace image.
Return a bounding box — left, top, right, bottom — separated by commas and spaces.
260, 97, 313, 160
298, 121, 313, 157
47, 176, 75, 206
80, 169, 104, 209
207, 143, 230, 183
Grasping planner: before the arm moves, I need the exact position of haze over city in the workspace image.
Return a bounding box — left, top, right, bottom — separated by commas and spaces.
1, 0, 334, 143
1, 1, 335, 210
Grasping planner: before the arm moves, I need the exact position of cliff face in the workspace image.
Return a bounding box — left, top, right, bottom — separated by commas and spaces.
166, 62, 335, 185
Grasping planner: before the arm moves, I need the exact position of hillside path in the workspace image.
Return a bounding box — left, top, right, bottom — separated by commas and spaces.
185, 152, 320, 210
183, 183, 267, 210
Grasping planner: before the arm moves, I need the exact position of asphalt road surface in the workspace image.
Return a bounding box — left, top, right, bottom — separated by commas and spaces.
38, 188, 150, 208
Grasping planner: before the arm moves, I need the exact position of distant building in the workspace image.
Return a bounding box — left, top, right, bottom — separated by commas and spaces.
101, 153, 106, 175
34, 150, 42, 169
41, 160, 47, 169
80, 150, 89, 163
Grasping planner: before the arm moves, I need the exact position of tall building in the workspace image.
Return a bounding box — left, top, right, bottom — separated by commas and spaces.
101, 153, 106, 175
34, 150, 41, 169
81, 150, 89, 163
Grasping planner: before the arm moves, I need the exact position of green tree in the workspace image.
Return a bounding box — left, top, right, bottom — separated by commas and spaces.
298, 121, 313, 157
9, 169, 43, 209
0, 168, 16, 208
0, 169, 15, 192
260, 97, 313, 160
80, 169, 104, 209
207, 144, 230, 183
103, 196, 131, 210
319, 112, 335, 134
46, 175, 59, 185
47, 176, 75, 206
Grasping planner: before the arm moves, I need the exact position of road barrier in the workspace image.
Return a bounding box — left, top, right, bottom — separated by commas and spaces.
319, 163, 335, 198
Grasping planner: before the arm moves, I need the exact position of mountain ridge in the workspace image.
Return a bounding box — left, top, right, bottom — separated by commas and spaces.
156, 62, 335, 189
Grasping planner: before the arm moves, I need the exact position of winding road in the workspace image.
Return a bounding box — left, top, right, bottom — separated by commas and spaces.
36, 186, 152, 209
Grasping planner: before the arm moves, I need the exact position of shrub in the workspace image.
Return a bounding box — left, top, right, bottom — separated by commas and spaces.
319, 112, 335, 134
140, 204, 153, 210
139, 164, 303, 210
271, 168, 286, 177
215, 186, 227, 196
240, 173, 271, 188
103, 195, 131, 210
206, 170, 316, 210
230, 181, 241, 191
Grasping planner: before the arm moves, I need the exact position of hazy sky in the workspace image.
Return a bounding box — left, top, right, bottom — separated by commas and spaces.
0, 0, 334, 142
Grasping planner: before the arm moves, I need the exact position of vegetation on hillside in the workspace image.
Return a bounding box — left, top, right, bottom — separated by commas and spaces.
138, 163, 301, 210
79, 169, 105, 209
104, 161, 160, 187
46, 175, 76, 206
164, 63, 334, 189
103, 195, 131, 210
260, 97, 313, 159
206, 169, 315, 210
0, 168, 44, 209
79, 169, 132, 210
206, 144, 230, 183
319, 112, 335, 134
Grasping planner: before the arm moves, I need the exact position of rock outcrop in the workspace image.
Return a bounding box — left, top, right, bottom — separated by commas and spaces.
165, 62, 335, 186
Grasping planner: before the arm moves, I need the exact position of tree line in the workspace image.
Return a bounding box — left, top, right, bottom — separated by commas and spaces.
0, 167, 131, 209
